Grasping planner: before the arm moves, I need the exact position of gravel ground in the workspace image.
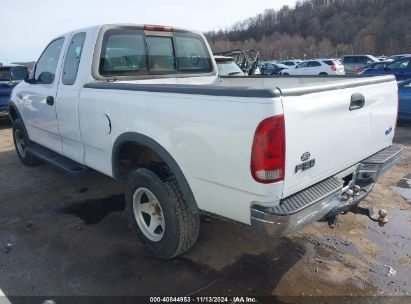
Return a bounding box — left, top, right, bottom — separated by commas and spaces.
0, 119, 410, 301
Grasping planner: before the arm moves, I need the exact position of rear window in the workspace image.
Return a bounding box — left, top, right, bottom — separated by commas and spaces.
343, 56, 375, 65
147, 36, 175, 72
174, 32, 213, 72
100, 29, 147, 76
99, 29, 212, 77
0, 66, 28, 81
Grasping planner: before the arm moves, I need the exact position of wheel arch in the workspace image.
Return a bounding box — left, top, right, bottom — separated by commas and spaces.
8, 102, 21, 123
112, 132, 199, 214
8, 103, 29, 137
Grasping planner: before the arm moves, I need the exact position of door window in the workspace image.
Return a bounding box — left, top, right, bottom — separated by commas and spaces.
62, 32, 86, 85
388, 58, 410, 70
34, 38, 64, 84
296, 62, 308, 68
308, 61, 321, 67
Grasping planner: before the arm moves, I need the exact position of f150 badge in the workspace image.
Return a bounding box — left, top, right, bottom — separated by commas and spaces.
295, 152, 315, 173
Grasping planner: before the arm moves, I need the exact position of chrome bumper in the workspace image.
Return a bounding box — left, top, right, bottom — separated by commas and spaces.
251, 145, 402, 236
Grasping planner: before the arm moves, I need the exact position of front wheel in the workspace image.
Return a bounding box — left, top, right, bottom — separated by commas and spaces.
126, 167, 200, 259
12, 119, 40, 166
282, 72, 289, 76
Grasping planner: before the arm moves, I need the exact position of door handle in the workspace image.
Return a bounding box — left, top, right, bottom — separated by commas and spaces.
349, 93, 365, 111
46, 96, 54, 106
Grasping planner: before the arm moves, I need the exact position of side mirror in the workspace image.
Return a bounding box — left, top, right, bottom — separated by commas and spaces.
37, 71, 54, 84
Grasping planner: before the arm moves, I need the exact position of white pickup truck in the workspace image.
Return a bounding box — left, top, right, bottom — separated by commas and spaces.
9, 24, 401, 259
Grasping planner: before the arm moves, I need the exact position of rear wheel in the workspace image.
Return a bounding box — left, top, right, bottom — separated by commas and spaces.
12, 119, 40, 166
126, 166, 200, 259
282, 72, 289, 76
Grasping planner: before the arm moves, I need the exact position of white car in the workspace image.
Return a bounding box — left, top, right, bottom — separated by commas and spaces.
9, 24, 400, 259
281, 59, 345, 75
215, 56, 246, 76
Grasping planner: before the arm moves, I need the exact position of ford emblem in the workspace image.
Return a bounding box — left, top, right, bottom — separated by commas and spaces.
301, 152, 311, 162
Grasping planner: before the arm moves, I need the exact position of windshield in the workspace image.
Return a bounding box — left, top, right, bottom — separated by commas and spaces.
0, 66, 28, 81
216, 61, 243, 76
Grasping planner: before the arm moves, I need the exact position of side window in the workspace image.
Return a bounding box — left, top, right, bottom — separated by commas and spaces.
309, 61, 321, 67
34, 38, 64, 84
146, 36, 175, 71
62, 32, 86, 85
388, 58, 410, 70
296, 62, 308, 68
343, 57, 352, 64
99, 29, 147, 76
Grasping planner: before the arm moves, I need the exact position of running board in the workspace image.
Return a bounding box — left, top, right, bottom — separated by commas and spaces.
26, 143, 89, 176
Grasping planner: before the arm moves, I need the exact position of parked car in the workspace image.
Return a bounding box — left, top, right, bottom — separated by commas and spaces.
214, 49, 260, 75
388, 54, 411, 62
215, 56, 246, 76
9, 23, 401, 259
0, 64, 29, 119
278, 60, 302, 67
398, 78, 411, 121
361, 56, 411, 80
261, 62, 289, 75
342, 55, 379, 74
356, 61, 391, 74
281, 59, 345, 75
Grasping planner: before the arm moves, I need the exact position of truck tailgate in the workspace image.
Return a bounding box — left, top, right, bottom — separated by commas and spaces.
281, 77, 398, 198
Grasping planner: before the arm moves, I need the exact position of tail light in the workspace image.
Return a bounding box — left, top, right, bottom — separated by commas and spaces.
355, 66, 362, 73
144, 25, 173, 32
331, 65, 337, 71
251, 115, 286, 183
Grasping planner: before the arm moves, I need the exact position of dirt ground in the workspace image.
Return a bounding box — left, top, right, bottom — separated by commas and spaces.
0, 119, 410, 301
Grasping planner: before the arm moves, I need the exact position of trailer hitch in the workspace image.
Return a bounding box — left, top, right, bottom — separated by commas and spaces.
355, 203, 389, 225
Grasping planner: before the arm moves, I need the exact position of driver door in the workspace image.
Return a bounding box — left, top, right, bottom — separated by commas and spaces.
294, 62, 309, 75
21, 37, 66, 153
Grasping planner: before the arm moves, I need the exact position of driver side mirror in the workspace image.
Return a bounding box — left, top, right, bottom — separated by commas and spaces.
37, 71, 54, 84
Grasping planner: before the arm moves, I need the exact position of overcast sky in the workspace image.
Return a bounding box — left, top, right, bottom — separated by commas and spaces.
0, 0, 296, 63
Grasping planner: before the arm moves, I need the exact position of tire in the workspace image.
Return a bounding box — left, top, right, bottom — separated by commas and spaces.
126, 166, 200, 259
319, 72, 328, 75
12, 119, 41, 166
282, 72, 289, 75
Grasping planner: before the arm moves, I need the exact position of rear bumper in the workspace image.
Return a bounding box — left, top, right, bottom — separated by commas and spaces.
250, 145, 402, 236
